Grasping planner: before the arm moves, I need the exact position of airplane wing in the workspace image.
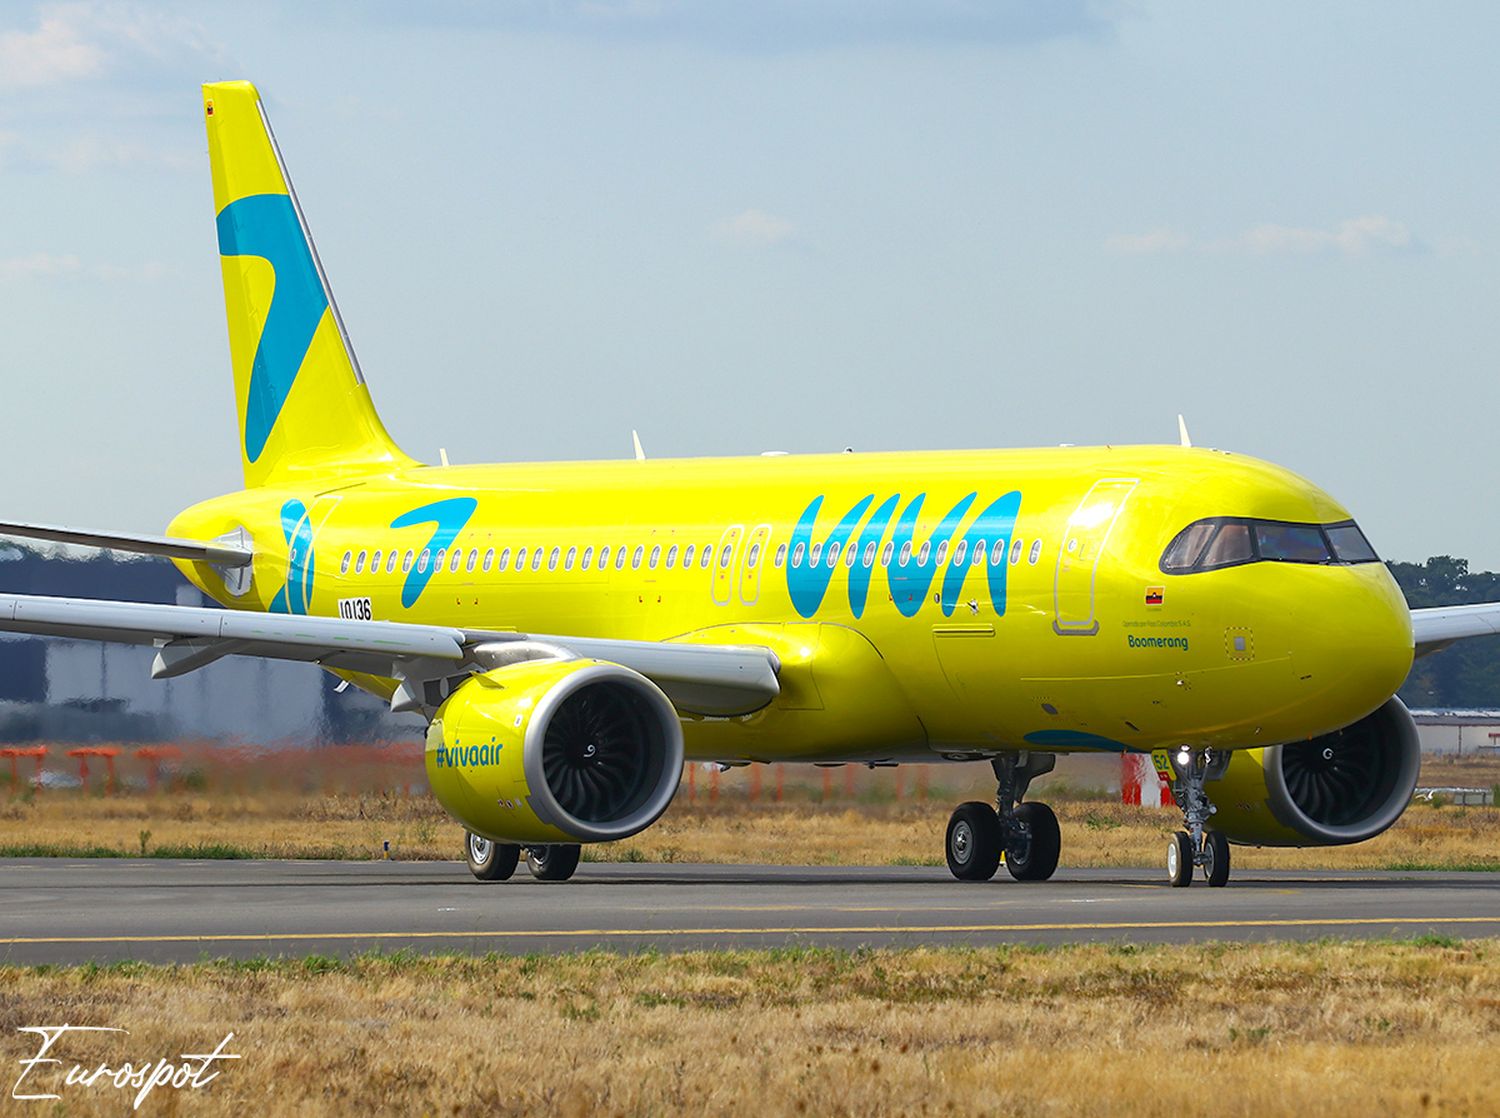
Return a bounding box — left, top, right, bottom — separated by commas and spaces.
1410, 603, 1500, 658
0, 593, 779, 718
0, 520, 252, 567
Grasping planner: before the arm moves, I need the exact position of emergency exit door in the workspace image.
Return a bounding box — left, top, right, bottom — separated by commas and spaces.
1053, 478, 1138, 635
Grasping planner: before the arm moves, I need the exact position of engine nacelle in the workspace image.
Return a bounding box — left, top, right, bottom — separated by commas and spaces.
1208, 697, 1421, 847
425, 659, 683, 845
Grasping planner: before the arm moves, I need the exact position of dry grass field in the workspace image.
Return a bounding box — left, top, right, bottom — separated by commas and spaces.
0, 942, 1494, 1116
0, 751, 1496, 870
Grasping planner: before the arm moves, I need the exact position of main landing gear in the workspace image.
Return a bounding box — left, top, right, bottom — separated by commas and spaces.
465, 832, 582, 883
945, 752, 1061, 882
1166, 747, 1232, 887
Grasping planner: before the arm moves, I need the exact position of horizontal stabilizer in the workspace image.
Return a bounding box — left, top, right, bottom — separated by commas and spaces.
0, 520, 252, 567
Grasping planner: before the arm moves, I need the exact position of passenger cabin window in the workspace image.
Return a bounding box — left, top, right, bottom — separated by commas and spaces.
581, 546, 593, 569
1010, 539, 1023, 565
1028, 540, 1042, 565
1160, 518, 1380, 574
666, 544, 678, 568
748, 542, 761, 567
515, 547, 527, 571
548, 547, 560, 571
418, 549, 431, 573
371, 549, 382, 571
632, 545, 644, 569
532, 548, 543, 571
720, 543, 733, 568
497, 548, 510, 571
792, 542, 806, 567
566, 546, 577, 570
402, 550, 414, 573
683, 544, 695, 568
881, 542, 894, 567
826, 541, 840, 568
340, 551, 352, 575
465, 549, 477, 573
700, 546, 713, 569
774, 543, 786, 568
649, 545, 661, 569
615, 547, 627, 571
450, 549, 463, 573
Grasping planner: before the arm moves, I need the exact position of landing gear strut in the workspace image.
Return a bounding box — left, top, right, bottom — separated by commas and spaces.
1166, 747, 1232, 887
945, 752, 1060, 882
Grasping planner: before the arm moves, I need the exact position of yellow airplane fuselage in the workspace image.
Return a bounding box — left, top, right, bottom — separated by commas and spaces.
169, 443, 1414, 764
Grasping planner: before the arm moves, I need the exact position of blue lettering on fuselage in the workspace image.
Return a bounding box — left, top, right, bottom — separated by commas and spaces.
787, 491, 1023, 619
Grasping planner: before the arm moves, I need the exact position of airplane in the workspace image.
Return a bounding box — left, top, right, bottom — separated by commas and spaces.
2, 79, 1496, 888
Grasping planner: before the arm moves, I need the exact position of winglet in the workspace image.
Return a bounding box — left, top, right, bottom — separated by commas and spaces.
1177, 414, 1192, 448
632, 430, 646, 462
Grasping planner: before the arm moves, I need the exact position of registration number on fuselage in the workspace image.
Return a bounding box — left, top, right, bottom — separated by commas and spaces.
337, 597, 374, 621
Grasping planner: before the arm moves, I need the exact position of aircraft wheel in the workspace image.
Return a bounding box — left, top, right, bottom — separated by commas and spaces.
1203, 830, 1231, 888
526, 844, 582, 882
1006, 802, 1061, 882
466, 832, 520, 882
1167, 830, 1194, 887
946, 801, 1002, 881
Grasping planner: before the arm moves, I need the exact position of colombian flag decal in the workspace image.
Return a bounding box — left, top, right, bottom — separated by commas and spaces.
1145, 586, 1164, 606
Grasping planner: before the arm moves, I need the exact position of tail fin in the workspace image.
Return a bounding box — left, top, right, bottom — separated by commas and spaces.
203, 81, 416, 488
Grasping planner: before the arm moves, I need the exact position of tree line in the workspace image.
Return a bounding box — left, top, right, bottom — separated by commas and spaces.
1389, 556, 1500, 708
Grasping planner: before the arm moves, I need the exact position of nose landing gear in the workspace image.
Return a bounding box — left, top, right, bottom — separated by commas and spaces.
1166, 747, 1232, 887
945, 752, 1060, 882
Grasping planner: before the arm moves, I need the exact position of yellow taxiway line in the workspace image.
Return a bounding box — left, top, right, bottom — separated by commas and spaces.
3, 915, 1500, 947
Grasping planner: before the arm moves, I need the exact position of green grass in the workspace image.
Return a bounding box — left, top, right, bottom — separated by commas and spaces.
0, 841, 261, 859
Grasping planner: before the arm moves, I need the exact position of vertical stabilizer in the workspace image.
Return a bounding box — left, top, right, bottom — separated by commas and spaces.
204, 81, 416, 487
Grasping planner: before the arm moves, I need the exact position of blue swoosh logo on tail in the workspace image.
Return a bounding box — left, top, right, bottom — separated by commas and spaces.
217, 194, 328, 464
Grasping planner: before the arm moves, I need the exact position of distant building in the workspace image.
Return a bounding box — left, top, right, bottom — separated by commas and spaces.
1408, 709, 1500, 756
0, 545, 421, 745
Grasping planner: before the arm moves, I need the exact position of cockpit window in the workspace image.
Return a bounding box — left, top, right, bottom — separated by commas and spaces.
1161, 518, 1379, 574
1325, 523, 1378, 564
1202, 522, 1253, 568
1253, 522, 1329, 564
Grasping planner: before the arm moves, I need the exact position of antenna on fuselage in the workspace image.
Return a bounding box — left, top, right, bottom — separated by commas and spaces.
632, 430, 646, 461
1177, 415, 1192, 448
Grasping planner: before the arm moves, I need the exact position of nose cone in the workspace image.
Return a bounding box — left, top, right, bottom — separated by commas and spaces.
1291, 564, 1413, 734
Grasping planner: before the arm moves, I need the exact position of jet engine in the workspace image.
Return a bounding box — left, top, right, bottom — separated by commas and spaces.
425, 659, 683, 845
1208, 697, 1421, 847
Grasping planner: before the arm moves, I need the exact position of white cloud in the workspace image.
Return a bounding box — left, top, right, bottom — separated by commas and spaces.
0, 252, 82, 279
1106, 215, 1423, 257
0, 3, 222, 92
712, 208, 796, 246
1103, 228, 1190, 254
0, 7, 103, 89
48, 133, 196, 173
0, 253, 169, 282
1234, 215, 1415, 256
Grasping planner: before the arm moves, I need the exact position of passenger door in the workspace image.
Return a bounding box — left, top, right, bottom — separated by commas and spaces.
1053, 478, 1138, 635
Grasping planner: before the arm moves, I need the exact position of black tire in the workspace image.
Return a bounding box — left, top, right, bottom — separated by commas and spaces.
466, 832, 520, 882
946, 801, 1002, 881
1005, 802, 1061, 882
1203, 830, 1231, 888
1167, 830, 1194, 887
526, 844, 582, 882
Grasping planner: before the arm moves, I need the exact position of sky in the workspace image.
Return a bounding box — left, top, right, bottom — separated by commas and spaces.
1, 1, 1497, 565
